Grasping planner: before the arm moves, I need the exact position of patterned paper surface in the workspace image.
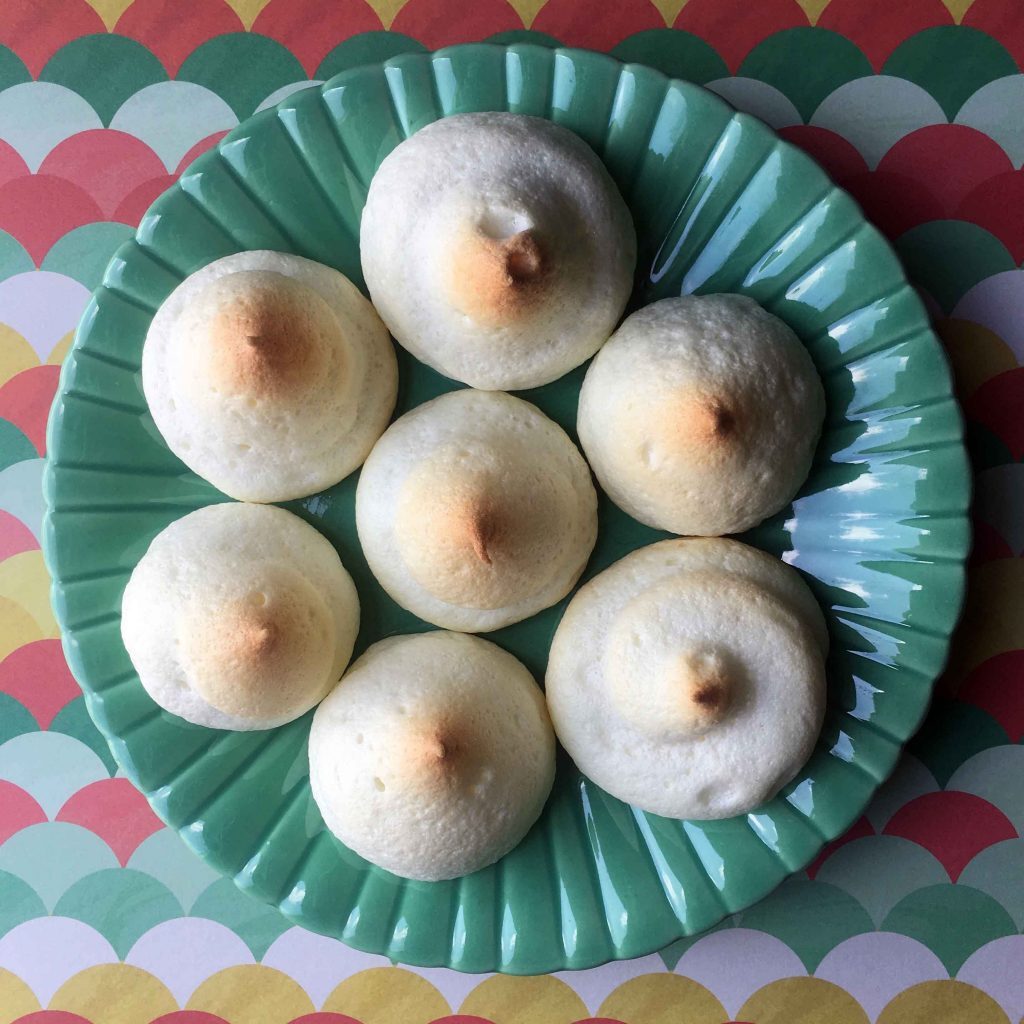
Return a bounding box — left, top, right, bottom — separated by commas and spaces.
0, 0, 1022, 1021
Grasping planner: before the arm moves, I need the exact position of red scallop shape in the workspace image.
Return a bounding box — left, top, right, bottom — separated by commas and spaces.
427, 1018, 496, 1024
0, 141, 29, 191
38, 130, 168, 221
840, 170, 945, 240
0, 779, 47, 844
114, 0, 244, 77
532, 0, 662, 51
817, 0, 953, 70
963, 0, 1024, 70
777, 125, 869, 185
252, 0, 382, 77
966, 368, 1024, 461
970, 518, 1014, 567
290, 1015, 365, 1024
956, 170, 1024, 265
112, 175, 176, 227
805, 815, 875, 879
0, 175, 103, 265
56, 777, 163, 865
958, 650, 1024, 742
391, 0, 522, 50
0, 639, 79, 728
175, 131, 229, 176
0, 510, 38, 562
0, 0, 105, 77
673, 0, 809, 71
0, 365, 61, 456
877, 125, 1014, 219
884, 791, 1017, 880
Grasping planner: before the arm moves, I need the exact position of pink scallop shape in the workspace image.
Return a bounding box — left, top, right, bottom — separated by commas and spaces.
0, 639, 78, 729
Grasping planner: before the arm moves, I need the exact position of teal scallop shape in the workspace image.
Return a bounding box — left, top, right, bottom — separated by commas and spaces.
0, 425, 37, 473
737, 876, 874, 971
0, 229, 33, 283
177, 34, 307, 120
611, 29, 728, 86
486, 30, 561, 48
191, 877, 292, 959
882, 27, 1019, 121
907, 700, 1011, 787
40, 35, 167, 126
896, 221, 1016, 315
50, 696, 117, 775
42, 223, 135, 292
958, 840, 1024, 929
0, 693, 37, 745
0, 869, 46, 938
737, 28, 872, 122
43, 43, 970, 974
316, 32, 426, 80
0, 45, 30, 92
881, 883, 1017, 973
127, 828, 220, 913
53, 868, 182, 957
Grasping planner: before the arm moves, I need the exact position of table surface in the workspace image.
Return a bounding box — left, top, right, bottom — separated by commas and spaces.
0, 1, 1022, 1022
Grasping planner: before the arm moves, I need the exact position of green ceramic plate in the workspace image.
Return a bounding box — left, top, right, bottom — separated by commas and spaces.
42, 44, 970, 974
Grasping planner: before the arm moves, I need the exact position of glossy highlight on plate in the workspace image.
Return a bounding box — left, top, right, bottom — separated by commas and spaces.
41, 44, 971, 974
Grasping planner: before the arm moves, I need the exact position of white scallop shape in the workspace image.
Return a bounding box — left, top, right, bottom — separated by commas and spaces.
958, 935, 1024, 1021
551, 953, 669, 1015
675, 928, 805, 1016
0, 271, 91, 358
0, 823, 118, 910
959, 841, 1024, 929
0, 916, 116, 1004
816, 835, 949, 927
952, 269, 1024, 363
0, 83, 102, 172
110, 82, 238, 172
810, 76, 946, 169
705, 78, 801, 129
0, 733, 109, 817
0, 458, 43, 542
126, 829, 221, 913
262, 927, 394, 1008
864, 752, 938, 831
948, 747, 1024, 833
956, 75, 1024, 168
126, 917, 253, 1004
256, 80, 321, 113
816, 932, 946, 1020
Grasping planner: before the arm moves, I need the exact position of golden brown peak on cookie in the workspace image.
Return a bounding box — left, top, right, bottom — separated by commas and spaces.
200, 271, 338, 398
447, 224, 550, 327
671, 648, 733, 730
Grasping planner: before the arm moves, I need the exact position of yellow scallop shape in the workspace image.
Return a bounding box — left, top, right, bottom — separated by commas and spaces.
47, 330, 75, 366
0, 597, 44, 662
598, 973, 727, 1024
943, 559, 1024, 690
0, 324, 38, 388
222, 0, 274, 29
369, 0, 410, 29
738, 977, 869, 1024
0, 968, 39, 1023
936, 319, 1016, 400
187, 964, 314, 1023
49, 964, 177, 1024
0, 551, 58, 638
876, 980, 1009, 1024
322, 967, 449, 1024
650, 0, 687, 25
460, 974, 588, 1024
81, 0, 134, 30
793, 0, 829, 23
940, 0, 976, 24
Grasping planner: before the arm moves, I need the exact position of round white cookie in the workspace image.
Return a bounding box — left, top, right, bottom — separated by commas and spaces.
309, 631, 556, 881
356, 389, 598, 632
143, 250, 397, 502
546, 538, 827, 819
578, 294, 825, 536
121, 502, 359, 730
360, 112, 636, 390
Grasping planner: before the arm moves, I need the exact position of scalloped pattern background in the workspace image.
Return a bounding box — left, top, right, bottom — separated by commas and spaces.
0, 0, 1022, 1019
